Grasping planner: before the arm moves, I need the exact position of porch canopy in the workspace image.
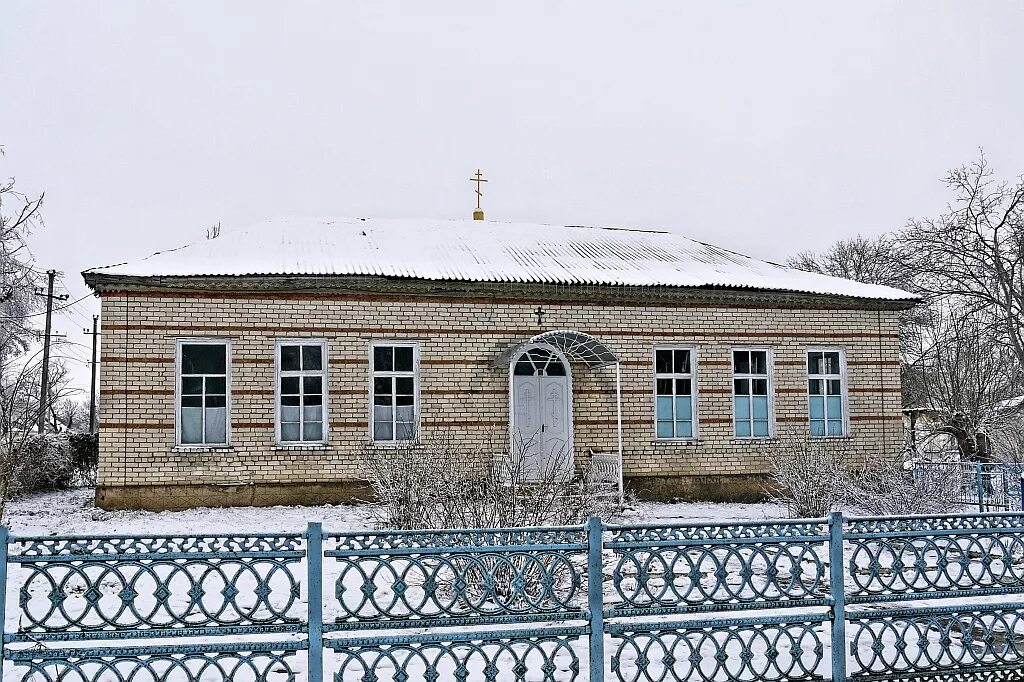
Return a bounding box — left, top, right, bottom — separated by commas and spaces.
490, 329, 620, 369
491, 329, 624, 501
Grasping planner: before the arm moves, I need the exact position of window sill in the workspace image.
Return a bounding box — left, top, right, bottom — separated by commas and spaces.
273, 443, 333, 451
651, 439, 701, 446
808, 435, 852, 441
730, 438, 776, 444
368, 440, 419, 449
173, 445, 234, 453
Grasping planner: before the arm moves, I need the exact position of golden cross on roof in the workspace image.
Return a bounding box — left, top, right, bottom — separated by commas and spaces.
470, 169, 488, 219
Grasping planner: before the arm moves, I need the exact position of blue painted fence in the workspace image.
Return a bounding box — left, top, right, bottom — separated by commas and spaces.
2, 511, 1024, 681
913, 461, 1024, 512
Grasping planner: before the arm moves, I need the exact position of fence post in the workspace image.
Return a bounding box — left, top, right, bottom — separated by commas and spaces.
586, 516, 605, 682
1001, 465, 1010, 509
0, 527, 7, 665
1020, 470, 1024, 512
307, 522, 323, 682
828, 511, 846, 682
976, 461, 986, 512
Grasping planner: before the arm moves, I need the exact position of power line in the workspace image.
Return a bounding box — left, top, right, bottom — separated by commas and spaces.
1, 292, 93, 320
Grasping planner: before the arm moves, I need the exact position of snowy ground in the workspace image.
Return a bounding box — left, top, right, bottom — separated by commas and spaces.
4, 487, 791, 536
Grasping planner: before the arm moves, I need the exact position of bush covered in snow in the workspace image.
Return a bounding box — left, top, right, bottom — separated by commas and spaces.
7, 433, 77, 496
763, 434, 851, 518
1, 432, 97, 509
67, 432, 99, 485
845, 454, 965, 515
361, 434, 621, 530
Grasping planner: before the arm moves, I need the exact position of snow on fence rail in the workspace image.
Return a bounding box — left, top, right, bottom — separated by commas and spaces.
2, 513, 1024, 681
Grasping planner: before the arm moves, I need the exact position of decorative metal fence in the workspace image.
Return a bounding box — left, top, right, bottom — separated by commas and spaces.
913, 461, 1024, 511
3, 512, 1024, 681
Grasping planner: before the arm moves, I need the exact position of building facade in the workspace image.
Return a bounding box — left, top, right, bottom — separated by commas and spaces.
84, 218, 916, 510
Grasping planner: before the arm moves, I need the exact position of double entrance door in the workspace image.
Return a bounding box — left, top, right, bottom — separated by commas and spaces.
511, 346, 572, 478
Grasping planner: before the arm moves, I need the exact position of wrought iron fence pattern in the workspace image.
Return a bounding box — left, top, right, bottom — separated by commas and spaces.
845, 515, 1024, 603
605, 520, 830, 616
607, 615, 826, 682
3, 515, 1024, 681
9, 532, 305, 641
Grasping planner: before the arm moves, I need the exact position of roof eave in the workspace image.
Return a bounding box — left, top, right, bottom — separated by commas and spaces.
82, 271, 921, 310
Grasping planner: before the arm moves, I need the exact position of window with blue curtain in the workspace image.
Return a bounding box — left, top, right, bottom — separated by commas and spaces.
277, 341, 327, 443
807, 350, 845, 436
654, 347, 695, 439
733, 349, 770, 438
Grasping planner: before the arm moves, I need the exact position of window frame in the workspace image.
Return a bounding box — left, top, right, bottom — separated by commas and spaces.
652, 345, 699, 441
174, 338, 232, 448
731, 346, 774, 440
368, 340, 421, 445
274, 338, 330, 446
806, 346, 849, 438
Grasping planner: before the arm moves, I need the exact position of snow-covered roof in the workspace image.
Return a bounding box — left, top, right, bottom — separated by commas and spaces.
84, 217, 920, 302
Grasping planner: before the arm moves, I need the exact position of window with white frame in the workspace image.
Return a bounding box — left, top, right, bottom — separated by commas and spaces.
807, 349, 846, 437
371, 342, 418, 442
178, 341, 229, 445
654, 347, 695, 439
733, 349, 771, 438
277, 341, 327, 443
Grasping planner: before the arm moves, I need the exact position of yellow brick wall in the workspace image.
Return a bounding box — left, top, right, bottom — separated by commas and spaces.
95, 290, 904, 507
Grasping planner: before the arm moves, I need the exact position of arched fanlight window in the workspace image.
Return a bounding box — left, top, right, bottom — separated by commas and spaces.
513, 347, 567, 376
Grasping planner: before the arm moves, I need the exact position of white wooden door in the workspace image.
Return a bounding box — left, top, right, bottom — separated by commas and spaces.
511, 347, 572, 478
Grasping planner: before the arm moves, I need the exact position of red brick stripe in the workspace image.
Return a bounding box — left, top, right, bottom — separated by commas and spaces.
101, 323, 898, 341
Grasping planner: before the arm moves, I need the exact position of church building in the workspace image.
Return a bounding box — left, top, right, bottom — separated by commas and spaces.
83, 216, 917, 510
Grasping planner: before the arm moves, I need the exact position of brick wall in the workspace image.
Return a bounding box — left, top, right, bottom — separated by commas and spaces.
95, 289, 904, 509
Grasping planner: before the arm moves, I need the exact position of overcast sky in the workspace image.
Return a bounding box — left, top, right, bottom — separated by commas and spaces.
2, 1, 1023, 393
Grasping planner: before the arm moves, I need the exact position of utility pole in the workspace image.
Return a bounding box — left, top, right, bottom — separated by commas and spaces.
34, 270, 68, 433
84, 315, 99, 433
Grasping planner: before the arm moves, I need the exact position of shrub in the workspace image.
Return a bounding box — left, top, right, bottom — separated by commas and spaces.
68, 432, 99, 485
361, 434, 622, 604
764, 434, 850, 518
7, 433, 77, 497
361, 434, 621, 530
845, 454, 966, 515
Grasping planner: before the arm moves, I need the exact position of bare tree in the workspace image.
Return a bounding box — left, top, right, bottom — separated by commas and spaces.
0, 146, 45, 360
787, 233, 929, 403
787, 234, 916, 292
51, 397, 85, 432
908, 304, 1024, 462
902, 153, 1024, 367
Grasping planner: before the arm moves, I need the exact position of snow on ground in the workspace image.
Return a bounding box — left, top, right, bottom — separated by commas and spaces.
4, 487, 791, 536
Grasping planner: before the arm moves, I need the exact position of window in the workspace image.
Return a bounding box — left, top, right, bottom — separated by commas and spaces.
733, 349, 771, 438
654, 347, 695, 439
277, 340, 327, 443
513, 347, 566, 376
808, 349, 846, 437
371, 342, 418, 442
177, 341, 229, 446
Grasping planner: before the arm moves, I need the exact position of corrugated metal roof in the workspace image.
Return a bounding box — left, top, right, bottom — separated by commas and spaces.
84, 217, 920, 301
